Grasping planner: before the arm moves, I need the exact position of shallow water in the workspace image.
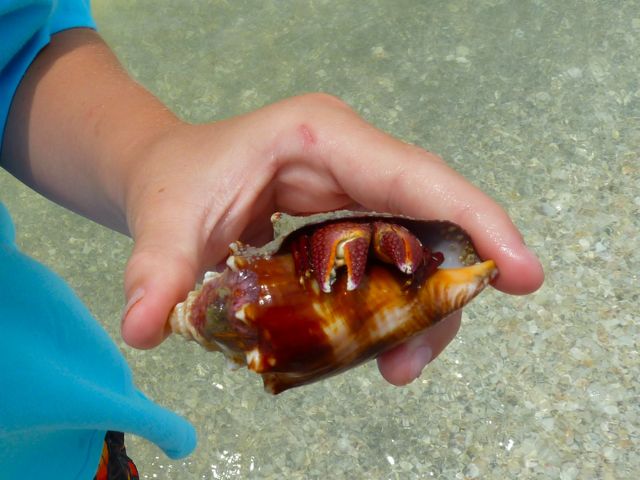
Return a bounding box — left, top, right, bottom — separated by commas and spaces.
1, 0, 638, 478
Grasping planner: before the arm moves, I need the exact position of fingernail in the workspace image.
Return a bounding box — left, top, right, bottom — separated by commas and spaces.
410, 345, 433, 380
122, 288, 145, 323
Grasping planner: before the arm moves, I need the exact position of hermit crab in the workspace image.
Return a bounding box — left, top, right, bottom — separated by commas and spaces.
169, 210, 497, 394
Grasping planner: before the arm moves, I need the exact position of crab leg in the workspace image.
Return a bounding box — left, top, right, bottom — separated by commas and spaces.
310, 222, 372, 292
372, 221, 424, 274
304, 220, 429, 292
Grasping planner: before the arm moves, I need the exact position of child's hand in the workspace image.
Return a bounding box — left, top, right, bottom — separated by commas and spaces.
1, 27, 541, 387
121, 93, 544, 386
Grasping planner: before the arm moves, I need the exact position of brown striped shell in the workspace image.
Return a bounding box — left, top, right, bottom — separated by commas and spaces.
169, 211, 497, 394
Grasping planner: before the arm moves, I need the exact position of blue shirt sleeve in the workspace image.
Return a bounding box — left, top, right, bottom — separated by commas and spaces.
0, 200, 196, 478
0, 0, 96, 152
0, 5, 197, 476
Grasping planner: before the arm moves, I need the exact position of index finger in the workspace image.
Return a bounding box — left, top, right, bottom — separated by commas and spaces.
317, 112, 544, 295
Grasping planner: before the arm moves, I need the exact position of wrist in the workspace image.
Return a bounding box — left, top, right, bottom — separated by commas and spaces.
119, 120, 196, 238
96, 100, 185, 235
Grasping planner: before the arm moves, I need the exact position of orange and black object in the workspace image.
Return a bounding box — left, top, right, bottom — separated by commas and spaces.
94, 431, 139, 480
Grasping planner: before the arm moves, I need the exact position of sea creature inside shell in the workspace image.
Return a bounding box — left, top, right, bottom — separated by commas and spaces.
169, 210, 498, 394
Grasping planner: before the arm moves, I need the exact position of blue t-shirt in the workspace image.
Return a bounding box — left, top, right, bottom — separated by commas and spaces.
0, 2, 196, 478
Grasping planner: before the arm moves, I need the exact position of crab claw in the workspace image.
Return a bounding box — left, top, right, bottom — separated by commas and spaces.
372, 222, 424, 274
310, 222, 372, 292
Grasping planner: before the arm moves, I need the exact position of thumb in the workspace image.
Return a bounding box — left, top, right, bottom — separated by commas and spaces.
122, 231, 199, 349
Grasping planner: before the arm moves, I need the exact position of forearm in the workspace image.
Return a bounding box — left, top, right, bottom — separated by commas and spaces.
1, 28, 181, 234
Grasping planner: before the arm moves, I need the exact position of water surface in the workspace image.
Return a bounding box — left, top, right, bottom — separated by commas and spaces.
1, 0, 638, 478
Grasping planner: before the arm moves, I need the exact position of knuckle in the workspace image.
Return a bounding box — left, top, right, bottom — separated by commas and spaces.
270, 93, 355, 161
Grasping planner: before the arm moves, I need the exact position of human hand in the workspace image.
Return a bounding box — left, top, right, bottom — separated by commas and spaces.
0, 29, 540, 386
121, 93, 544, 386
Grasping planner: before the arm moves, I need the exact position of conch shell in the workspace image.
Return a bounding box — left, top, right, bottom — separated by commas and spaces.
169, 210, 497, 394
